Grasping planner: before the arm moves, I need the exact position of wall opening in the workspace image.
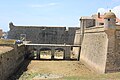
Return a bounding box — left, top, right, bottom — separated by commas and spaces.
54, 48, 65, 59
40, 48, 51, 59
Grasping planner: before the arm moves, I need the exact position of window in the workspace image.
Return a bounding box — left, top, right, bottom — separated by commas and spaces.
99, 23, 104, 25
108, 19, 110, 21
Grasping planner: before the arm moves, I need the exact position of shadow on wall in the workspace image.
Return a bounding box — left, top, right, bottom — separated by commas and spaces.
8, 59, 32, 80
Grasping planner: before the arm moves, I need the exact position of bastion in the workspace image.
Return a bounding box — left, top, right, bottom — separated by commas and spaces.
79, 10, 120, 73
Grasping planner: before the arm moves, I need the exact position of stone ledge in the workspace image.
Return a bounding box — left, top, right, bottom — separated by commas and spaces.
84, 26, 104, 33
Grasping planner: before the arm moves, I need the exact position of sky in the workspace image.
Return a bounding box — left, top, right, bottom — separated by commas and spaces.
0, 0, 120, 31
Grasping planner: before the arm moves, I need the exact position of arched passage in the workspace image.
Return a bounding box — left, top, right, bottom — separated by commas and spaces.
39, 48, 52, 59
54, 48, 65, 59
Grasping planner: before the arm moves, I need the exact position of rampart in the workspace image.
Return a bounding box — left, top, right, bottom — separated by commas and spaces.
0, 45, 25, 80
80, 26, 120, 73
8, 22, 79, 44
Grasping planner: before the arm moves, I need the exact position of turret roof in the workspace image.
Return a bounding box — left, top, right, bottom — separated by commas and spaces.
104, 10, 116, 19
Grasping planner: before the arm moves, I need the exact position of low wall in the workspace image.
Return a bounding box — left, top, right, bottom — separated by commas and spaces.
80, 27, 108, 73
0, 45, 25, 80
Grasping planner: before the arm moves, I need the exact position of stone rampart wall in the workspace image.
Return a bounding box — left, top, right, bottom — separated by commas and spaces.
105, 28, 120, 72
0, 45, 25, 80
8, 23, 79, 44
80, 26, 120, 73
80, 27, 108, 73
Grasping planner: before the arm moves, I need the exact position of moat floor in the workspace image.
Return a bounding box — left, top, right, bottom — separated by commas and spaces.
26, 61, 93, 76
13, 60, 120, 80
16, 60, 93, 80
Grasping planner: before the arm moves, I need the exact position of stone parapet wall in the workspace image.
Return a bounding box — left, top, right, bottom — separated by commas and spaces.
0, 45, 25, 80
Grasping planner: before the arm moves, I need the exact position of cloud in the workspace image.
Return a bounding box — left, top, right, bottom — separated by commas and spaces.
30, 3, 58, 8
97, 8, 106, 15
112, 5, 120, 18
97, 5, 120, 18
112, 0, 120, 2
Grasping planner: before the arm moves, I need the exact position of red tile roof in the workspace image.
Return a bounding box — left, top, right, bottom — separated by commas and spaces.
95, 15, 120, 23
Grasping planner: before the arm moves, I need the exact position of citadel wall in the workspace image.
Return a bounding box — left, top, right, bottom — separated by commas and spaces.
80, 26, 120, 73
80, 27, 108, 73
8, 23, 79, 44
0, 45, 25, 80
0, 29, 2, 38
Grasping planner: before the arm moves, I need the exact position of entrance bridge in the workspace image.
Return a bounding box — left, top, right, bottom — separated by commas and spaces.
24, 43, 80, 60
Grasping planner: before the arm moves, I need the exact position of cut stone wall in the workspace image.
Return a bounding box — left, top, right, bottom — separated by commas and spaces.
0, 29, 2, 38
80, 26, 120, 73
80, 27, 108, 73
105, 28, 120, 72
8, 23, 79, 44
0, 45, 25, 80
73, 29, 81, 55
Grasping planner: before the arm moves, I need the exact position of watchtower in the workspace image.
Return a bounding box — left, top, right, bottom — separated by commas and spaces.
104, 10, 116, 30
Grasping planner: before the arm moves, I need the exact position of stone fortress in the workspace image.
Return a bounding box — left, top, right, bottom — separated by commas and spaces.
74, 10, 120, 73
0, 29, 3, 38
1, 10, 120, 80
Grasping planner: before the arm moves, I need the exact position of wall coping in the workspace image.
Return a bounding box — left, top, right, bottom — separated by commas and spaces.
84, 26, 105, 33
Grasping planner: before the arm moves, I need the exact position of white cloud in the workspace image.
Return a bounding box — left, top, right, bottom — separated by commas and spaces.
30, 3, 58, 8
97, 8, 106, 15
112, 5, 120, 18
97, 5, 120, 18
112, 0, 120, 2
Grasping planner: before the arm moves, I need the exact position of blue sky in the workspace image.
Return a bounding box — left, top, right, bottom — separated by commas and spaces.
0, 0, 120, 31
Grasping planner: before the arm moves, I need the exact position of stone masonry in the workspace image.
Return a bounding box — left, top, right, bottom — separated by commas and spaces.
8, 22, 79, 44
78, 10, 120, 73
0, 29, 2, 38
0, 45, 25, 80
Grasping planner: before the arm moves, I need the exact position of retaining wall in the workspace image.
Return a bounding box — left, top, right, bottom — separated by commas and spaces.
0, 45, 25, 80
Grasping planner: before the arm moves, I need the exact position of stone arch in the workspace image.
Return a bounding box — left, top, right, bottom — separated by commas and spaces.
54, 48, 65, 59
39, 47, 52, 59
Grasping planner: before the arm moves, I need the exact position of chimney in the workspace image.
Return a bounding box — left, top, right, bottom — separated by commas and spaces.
98, 12, 100, 18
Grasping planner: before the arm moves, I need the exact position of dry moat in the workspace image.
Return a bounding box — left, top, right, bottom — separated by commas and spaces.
1, 46, 120, 80
10, 60, 120, 80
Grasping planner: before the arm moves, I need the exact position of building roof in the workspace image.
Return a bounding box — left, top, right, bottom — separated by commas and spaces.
80, 16, 93, 19
95, 14, 120, 23
104, 10, 116, 19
